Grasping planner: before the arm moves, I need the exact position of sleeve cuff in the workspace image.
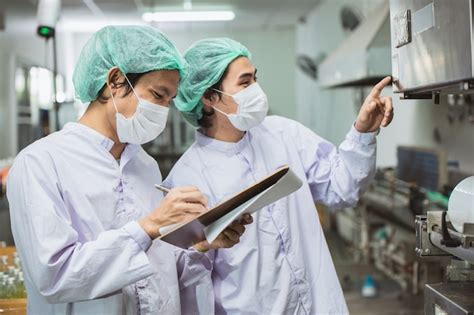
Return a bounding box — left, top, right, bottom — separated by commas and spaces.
184, 248, 213, 270
347, 124, 377, 145
123, 221, 152, 252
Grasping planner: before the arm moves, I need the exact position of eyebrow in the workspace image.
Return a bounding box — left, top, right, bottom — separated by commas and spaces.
238, 68, 258, 81
156, 86, 177, 98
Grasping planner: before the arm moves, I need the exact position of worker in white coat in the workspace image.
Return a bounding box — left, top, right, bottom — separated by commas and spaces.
164, 38, 394, 314
6, 27, 251, 314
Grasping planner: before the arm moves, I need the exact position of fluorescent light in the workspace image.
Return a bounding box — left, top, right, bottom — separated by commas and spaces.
142, 11, 235, 22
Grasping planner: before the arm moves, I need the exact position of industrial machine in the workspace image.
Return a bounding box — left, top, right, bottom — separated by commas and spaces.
336, 145, 474, 313
389, 1, 474, 313
415, 177, 474, 315
390, 0, 474, 101
336, 163, 448, 295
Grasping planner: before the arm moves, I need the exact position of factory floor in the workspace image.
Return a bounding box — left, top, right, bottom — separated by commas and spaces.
326, 231, 424, 315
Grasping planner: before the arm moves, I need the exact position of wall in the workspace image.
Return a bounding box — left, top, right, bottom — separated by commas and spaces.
296, 0, 474, 174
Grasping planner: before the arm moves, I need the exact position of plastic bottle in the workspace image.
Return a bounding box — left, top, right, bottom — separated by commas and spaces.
0, 255, 8, 273
0, 272, 6, 298
7, 266, 15, 276
16, 275, 26, 298
361, 275, 377, 298
6, 277, 16, 299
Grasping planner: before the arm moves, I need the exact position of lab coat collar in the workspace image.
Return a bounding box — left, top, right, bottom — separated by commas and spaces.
64, 122, 115, 151
119, 144, 140, 171
195, 129, 250, 156
64, 122, 141, 170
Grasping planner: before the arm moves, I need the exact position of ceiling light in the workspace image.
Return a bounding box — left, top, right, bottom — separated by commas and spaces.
142, 11, 235, 23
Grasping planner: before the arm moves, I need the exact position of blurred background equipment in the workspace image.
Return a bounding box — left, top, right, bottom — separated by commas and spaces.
318, 1, 391, 88
415, 176, 474, 315
0, 0, 473, 314
335, 148, 450, 296
37, 0, 62, 131
296, 53, 326, 81
389, 0, 474, 313
36, 0, 61, 39
396, 146, 448, 192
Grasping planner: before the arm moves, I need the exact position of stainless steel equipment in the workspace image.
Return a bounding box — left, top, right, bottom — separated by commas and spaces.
390, 0, 474, 99
335, 169, 447, 294
415, 211, 474, 264
319, 1, 391, 88
425, 283, 474, 315
415, 207, 474, 314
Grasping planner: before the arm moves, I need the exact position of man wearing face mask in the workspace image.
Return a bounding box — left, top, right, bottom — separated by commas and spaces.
164, 38, 394, 314
6, 27, 252, 314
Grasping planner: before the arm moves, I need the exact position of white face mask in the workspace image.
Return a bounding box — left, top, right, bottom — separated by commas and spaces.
110, 75, 169, 144
212, 82, 269, 131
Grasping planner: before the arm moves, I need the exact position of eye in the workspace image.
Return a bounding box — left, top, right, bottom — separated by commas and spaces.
152, 91, 164, 101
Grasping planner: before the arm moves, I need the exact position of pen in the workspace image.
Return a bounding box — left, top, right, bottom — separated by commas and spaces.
155, 184, 171, 194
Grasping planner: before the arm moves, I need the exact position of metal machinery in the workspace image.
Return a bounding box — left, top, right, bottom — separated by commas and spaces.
336, 145, 474, 314
390, 0, 474, 102
416, 210, 474, 314
336, 159, 448, 296
389, 0, 474, 313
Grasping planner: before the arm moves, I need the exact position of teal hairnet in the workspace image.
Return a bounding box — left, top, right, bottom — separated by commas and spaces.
175, 38, 251, 126
73, 25, 187, 103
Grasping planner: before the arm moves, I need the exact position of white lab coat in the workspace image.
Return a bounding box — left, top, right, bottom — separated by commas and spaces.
7, 122, 210, 314
165, 116, 377, 314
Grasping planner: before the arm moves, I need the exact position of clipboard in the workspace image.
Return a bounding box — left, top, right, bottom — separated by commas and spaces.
159, 165, 303, 249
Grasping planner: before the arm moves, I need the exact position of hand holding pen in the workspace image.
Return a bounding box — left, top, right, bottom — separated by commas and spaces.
154, 184, 253, 252
138, 185, 208, 240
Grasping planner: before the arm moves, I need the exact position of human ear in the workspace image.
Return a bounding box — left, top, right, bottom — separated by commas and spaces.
201, 93, 218, 107
106, 67, 124, 91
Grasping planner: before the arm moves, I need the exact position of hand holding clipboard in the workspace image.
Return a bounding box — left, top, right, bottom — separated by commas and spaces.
156, 165, 303, 249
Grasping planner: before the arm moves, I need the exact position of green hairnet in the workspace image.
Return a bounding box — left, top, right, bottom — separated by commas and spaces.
175, 38, 251, 126
73, 25, 186, 103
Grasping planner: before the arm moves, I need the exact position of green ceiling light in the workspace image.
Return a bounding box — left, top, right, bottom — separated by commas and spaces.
37, 25, 55, 38
36, 0, 60, 39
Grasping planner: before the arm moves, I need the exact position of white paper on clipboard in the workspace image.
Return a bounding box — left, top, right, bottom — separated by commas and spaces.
158, 165, 303, 249
203, 168, 302, 243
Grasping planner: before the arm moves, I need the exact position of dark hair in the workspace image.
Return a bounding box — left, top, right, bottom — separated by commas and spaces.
197, 66, 231, 128
96, 72, 149, 104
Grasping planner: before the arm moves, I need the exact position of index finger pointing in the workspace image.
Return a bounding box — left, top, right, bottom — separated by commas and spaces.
370, 76, 392, 97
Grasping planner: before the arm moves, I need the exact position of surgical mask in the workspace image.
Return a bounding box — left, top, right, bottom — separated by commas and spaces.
110, 75, 169, 144
212, 82, 269, 131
